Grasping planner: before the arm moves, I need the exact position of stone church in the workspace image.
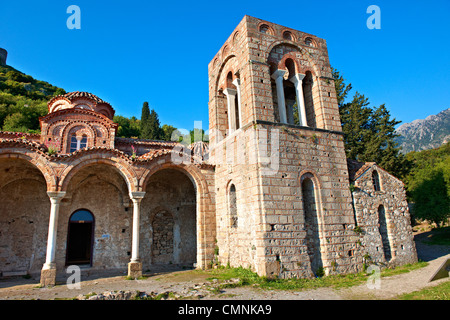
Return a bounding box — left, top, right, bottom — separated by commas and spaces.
0, 16, 417, 286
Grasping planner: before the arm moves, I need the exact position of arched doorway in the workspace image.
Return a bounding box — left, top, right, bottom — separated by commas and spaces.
66, 210, 95, 266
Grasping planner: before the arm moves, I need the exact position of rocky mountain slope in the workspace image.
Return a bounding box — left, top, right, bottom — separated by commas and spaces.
395, 108, 450, 154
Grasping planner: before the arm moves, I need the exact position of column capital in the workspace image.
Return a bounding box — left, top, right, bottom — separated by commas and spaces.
289, 73, 306, 84
232, 78, 240, 87
130, 191, 146, 201
223, 87, 237, 96
47, 191, 66, 202
271, 69, 286, 81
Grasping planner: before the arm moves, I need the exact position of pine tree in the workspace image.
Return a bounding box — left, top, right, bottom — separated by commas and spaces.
147, 109, 163, 140
332, 68, 411, 179
140, 101, 151, 139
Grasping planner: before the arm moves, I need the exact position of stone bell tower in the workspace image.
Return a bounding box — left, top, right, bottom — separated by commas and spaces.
208, 16, 359, 278
0, 48, 7, 66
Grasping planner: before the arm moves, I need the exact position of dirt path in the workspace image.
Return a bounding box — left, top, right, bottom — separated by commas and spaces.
0, 232, 448, 300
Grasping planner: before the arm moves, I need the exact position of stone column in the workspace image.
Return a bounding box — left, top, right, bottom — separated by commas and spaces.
271, 70, 287, 124
128, 191, 145, 279
223, 88, 237, 132
232, 78, 242, 129
290, 73, 308, 127
40, 191, 66, 287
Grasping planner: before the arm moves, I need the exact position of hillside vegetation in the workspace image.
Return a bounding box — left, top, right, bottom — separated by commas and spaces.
0, 65, 65, 133
404, 142, 450, 226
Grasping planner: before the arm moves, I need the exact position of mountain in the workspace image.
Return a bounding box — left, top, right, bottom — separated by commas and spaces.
395, 108, 450, 154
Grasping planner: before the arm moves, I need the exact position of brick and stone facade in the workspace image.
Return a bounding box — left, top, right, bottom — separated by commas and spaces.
0, 16, 416, 285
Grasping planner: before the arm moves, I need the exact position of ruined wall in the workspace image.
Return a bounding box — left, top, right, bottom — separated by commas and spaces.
140, 169, 197, 270
352, 166, 417, 267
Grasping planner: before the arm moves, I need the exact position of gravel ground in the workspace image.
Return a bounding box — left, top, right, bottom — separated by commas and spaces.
0, 231, 448, 301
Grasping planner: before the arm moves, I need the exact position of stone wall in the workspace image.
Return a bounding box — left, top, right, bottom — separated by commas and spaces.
351, 165, 417, 268
140, 168, 197, 270
0, 159, 50, 275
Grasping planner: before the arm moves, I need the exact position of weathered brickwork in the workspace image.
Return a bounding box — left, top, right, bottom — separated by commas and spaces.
0, 16, 416, 285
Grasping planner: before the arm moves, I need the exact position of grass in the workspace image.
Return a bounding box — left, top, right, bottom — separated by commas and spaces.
394, 280, 450, 300
200, 261, 429, 292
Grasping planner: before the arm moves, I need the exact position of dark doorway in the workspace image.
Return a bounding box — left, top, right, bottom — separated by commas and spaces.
66, 210, 95, 265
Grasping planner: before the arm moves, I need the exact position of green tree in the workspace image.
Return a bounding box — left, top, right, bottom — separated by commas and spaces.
114, 115, 140, 138
146, 109, 163, 140
161, 124, 181, 142
332, 68, 411, 179
139, 102, 164, 140
140, 101, 151, 139
404, 142, 450, 226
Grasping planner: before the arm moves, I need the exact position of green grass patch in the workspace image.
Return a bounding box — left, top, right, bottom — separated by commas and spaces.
394, 280, 450, 300
201, 261, 429, 292
380, 261, 429, 277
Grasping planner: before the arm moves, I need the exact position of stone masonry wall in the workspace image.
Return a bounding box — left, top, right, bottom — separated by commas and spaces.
352, 166, 417, 267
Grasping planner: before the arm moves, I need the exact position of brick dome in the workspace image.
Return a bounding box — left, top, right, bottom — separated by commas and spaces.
47, 91, 115, 120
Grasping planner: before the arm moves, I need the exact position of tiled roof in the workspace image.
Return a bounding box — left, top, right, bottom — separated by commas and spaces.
48, 91, 111, 107
115, 137, 179, 148
347, 159, 376, 182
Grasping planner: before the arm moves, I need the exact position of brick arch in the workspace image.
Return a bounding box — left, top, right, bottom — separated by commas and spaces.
299, 168, 323, 189
140, 158, 209, 197
59, 154, 138, 194
266, 41, 320, 77
0, 149, 58, 191
214, 54, 238, 94
139, 154, 215, 269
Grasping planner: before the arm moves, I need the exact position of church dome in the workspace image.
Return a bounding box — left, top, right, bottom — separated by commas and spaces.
47, 91, 115, 119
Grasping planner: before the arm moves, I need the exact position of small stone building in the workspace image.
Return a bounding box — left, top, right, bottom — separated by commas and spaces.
0, 16, 416, 286
347, 160, 417, 267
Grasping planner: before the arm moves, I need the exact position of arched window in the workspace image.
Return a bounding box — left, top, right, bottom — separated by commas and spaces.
284, 59, 297, 125
229, 184, 237, 228
283, 31, 293, 41
301, 175, 323, 276
69, 134, 88, 153
66, 209, 95, 265
305, 37, 314, 47
223, 72, 241, 131
69, 134, 78, 153
259, 24, 270, 34
302, 71, 316, 127
372, 170, 381, 191
80, 135, 87, 149
378, 205, 392, 261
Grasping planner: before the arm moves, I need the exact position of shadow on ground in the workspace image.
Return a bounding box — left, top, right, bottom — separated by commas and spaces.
0, 264, 195, 289
414, 227, 450, 262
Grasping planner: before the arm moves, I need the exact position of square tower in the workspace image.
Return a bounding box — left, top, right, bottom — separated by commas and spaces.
209, 16, 358, 278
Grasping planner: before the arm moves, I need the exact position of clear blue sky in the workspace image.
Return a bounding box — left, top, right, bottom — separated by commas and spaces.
1, 0, 449, 131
